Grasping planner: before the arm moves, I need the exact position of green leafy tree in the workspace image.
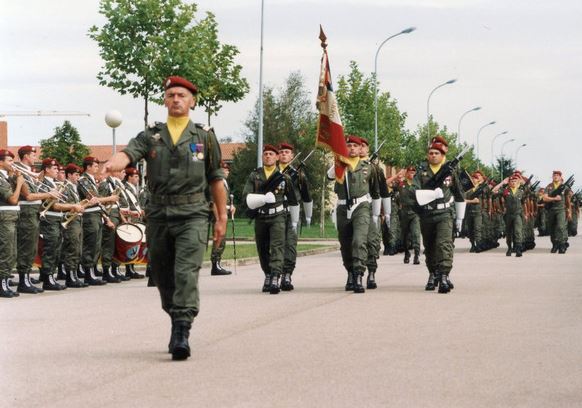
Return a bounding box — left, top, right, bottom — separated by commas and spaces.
88, 0, 248, 127
495, 156, 516, 180
39, 121, 90, 165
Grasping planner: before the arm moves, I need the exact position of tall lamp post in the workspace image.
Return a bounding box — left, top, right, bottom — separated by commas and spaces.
475, 120, 496, 168
490, 131, 509, 168
514, 143, 527, 168
105, 110, 122, 155
373, 27, 416, 150
457, 106, 481, 144
256, 0, 266, 167
500, 138, 516, 179
426, 78, 457, 145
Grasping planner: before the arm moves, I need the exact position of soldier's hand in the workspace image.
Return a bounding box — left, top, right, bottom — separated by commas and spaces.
73, 204, 85, 213
88, 197, 99, 206
213, 217, 227, 246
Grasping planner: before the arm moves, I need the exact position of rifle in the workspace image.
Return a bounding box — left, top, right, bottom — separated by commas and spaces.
548, 174, 575, 197
530, 180, 540, 192
423, 145, 471, 190
519, 174, 534, 191
368, 140, 386, 163
229, 193, 237, 274
466, 181, 489, 200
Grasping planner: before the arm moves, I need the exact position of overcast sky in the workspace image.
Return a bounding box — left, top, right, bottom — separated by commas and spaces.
1, 0, 581, 181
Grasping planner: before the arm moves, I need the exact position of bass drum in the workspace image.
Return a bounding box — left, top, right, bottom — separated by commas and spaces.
113, 223, 143, 264
134, 221, 148, 264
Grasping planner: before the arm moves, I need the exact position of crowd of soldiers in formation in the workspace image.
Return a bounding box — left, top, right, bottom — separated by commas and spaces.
1, 140, 576, 299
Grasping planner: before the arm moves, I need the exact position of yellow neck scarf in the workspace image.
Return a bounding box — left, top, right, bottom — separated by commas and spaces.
553, 181, 561, 190
511, 187, 518, 195
167, 116, 190, 145
279, 163, 289, 172
264, 165, 276, 179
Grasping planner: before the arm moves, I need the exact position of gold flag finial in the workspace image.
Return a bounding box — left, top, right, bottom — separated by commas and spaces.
319, 25, 327, 49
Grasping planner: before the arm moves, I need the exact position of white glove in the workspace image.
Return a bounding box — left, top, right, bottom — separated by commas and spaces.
372, 215, 379, 228
385, 215, 391, 229
434, 187, 444, 200
305, 217, 311, 226
456, 219, 463, 231
264, 192, 276, 204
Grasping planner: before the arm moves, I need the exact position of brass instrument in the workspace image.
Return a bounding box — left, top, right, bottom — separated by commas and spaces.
39, 183, 67, 218
12, 163, 42, 180
77, 181, 114, 227
61, 198, 90, 229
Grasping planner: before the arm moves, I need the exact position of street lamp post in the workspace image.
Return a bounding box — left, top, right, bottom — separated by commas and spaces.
490, 131, 509, 168
514, 143, 527, 168
457, 106, 481, 144
257, 0, 265, 167
500, 138, 516, 179
475, 121, 496, 168
426, 79, 457, 145
373, 27, 416, 150
105, 110, 122, 155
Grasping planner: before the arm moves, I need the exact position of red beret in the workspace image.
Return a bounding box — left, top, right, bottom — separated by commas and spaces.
359, 137, 369, 146
125, 167, 139, 176
406, 165, 416, 172
164, 76, 198, 95
65, 164, 81, 175
278, 142, 294, 151
263, 144, 279, 154
41, 158, 59, 170
0, 149, 15, 160
83, 156, 99, 166
429, 135, 448, 154
552, 170, 562, 176
346, 135, 362, 145
18, 145, 36, 156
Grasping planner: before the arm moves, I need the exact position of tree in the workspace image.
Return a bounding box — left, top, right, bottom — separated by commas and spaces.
39, 121, 90, 165
88, 0, 248, 127
496, 156, 515, 181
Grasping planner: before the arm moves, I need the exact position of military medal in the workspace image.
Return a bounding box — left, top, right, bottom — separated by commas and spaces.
190, 143, 198, 162
196, 143, 204, 160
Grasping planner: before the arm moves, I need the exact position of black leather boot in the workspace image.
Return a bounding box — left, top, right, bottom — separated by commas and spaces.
261, 275, 270, 292
56, 263, 67, 280
1, 277, 19, 298
469, 242, 476, 253
515, 244, 523, 257
127, 264, 144, 279
403, 250, 411, 264
113, 264, 130, 281
211, 260, 232, 276
366, 271, 377, 289
17, 272, 42, 294
438, 274, 450, 294
42, 272, 66, 291
280, 273, 294, 291
65, 267, 85, 288
103, 266, 121, 283
506, 244, 512, 256
77, 265, 85, 279
413, 249, 420, 265
447, 276, 454, 290
73, 267, 89, 287
558, 244, 566, 254
269, 273, 280, 295
550, 244, 558, 253
345, 271, 354, 291
425, 273, 436, 291
388, 245, 396, 256
84, 266, 107, 286
93, 264, 103, 277
171, 321, 191, 361
353, 272, 365, 293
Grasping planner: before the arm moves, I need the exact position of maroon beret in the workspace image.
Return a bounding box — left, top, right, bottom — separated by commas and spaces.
429, 135, 448, 154
164, 76, 198, 95
82, 156, 99, 166
278, 142, 294, 152
263, 144, 279, 154
0, 149, 15, 160
18, 145, 36, 156
41, 158, 59, 170
65, 163, 81, 175
346, 135, 362, 145
552, 170, 562, 176
359, 137, 369, 146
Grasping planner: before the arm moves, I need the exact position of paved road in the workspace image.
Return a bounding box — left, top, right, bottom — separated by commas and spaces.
2, 235, 582, 408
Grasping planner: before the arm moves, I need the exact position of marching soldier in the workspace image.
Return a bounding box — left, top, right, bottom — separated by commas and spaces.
210, 161, 235, 276
123, 167, 145, 279
328, 136, 379, 293
536, 187, 548, 236
414, 136, 466, 293
243, 144, 298, 294
0, 150, 24, 298
277, 142, 312, 290
493, 175, 526, 257
78, 156, 117, 285
398, 166, 421, 264
543, 170, 571, 253
102, 75, 227, 360
464, 170, 486, 253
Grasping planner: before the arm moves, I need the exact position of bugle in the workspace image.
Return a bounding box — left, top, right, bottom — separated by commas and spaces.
61, 198, 90, 229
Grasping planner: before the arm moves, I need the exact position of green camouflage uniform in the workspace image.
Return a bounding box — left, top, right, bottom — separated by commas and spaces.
0, 172, 19, 280
544, 182, 571, 251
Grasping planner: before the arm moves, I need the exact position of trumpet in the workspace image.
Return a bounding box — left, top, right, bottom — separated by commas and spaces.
61, 198, 90, 229
39, 183, 67, 218
12, 163, 42, 179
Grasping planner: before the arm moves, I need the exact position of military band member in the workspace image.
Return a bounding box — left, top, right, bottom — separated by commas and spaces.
102, 75, 227, 361
398, 166, 421, 264
0, 150, 24, 298
277, 142, 312, 290
210, 161, 235, 276
243, 144, 298, 294
123, 167, 145, 279
328, 136, 379, 293
414, 136, 465, 293
543, 170, 571, 253
78, 156, 117, 286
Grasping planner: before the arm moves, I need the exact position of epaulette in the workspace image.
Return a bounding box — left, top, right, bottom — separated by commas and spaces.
195, 123, 213, 132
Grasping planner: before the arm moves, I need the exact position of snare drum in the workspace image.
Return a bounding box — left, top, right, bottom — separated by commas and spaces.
113, 223, 143, 263
134, 221, 148, 263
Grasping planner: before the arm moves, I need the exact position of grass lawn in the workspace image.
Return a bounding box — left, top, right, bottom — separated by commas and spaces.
220, 219, 338, 240
203, 243, 337, 261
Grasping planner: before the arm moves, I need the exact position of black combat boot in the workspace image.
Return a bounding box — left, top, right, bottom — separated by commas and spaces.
269, 273, 280, 294
558, 244, 567, 254
17, 272, 42, 294
103, 266, 121, 283
77, 265, 85, 279
413, 249, 420, 265
41, 271, 66, 291
438, 274, 450, 294
446, 275, 454, 290
1, 277, 19, 298
56, 263, 67, 280
366, 271, 377, 289
211, 260, 232, 276
353, 272, 365, 293
425, 273, 436, 291
383, 246, 390, 256
280, 273, 294, 291
403, 250, 411, 264
387, 245, 396, 256
93, 264, 103, 277
171, 321, 192, 361
469, 242, 476, 253
345, 271, 354, 291
65, 267, 85, 288
262, 275, 270, 292
550, 244, 558, 253
84, 266, 107, 286
506, 244, 512, 257
112, 264, 130, 281
127, 264, 144, 279
515, 244, 523, 257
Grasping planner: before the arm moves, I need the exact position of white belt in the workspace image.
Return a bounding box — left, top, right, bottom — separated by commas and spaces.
423, 197, 454, 211
258, 205, 285, 215
84, 207, 101, 213
19, 200, 42, 205
0, 205, 20, 211
436, 202, 452, 210
45, 211, 63, 218
337, 195, 371, 206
